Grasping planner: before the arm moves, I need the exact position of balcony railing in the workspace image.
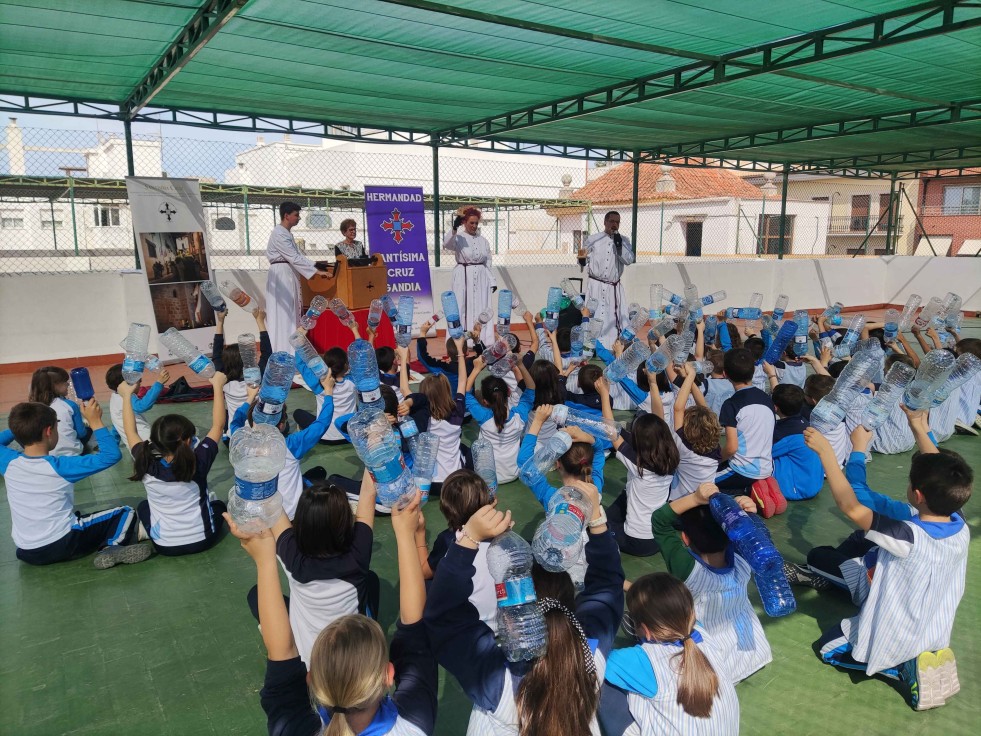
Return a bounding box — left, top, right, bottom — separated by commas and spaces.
920, 205, 981, 217
828, 215, 903, 234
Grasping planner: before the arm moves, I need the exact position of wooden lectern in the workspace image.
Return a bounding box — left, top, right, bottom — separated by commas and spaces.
301, 254, 388, 310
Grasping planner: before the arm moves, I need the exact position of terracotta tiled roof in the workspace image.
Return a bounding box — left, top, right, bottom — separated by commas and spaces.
573, 163, 766, 203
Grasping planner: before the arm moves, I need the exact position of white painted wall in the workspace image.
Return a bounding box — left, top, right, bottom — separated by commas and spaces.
1, 257, 978, 364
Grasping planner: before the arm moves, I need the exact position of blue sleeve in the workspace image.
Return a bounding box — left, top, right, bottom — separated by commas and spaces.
285, 397, 334, 459
0, 430, 18, 474
294, 354, 323, 395
416, 339, 446, 376
131, 381, 163, 413
926, 431, 939, 447
423, 543, 507, 713
334, 412, 354, 443
719, 324, 732, 350
845, 452, 912, 520
576, 530, 625, 657
591, 436, 610, 495
517, 433, 556, 508
212, 332, 226, 372
229, 402, 250, 436
566, 392, 602, 411
594, 341, 615, 366
0, 429, 13, 447
464, 393, 494, 425
49, 427, 121, 482
619, 375, 648, 406
514, 388, 535, 423
258, 331, 272, 374
65, 399, 87, 438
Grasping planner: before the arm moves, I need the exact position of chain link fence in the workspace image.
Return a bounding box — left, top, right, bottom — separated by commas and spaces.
1, 121, 977, 275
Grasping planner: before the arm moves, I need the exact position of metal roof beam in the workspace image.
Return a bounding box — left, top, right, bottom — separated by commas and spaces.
123, 0, 249, 118
438, 0, 981, 142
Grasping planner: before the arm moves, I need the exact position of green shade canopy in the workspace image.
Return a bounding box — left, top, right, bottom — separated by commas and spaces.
1, 0, 980, 172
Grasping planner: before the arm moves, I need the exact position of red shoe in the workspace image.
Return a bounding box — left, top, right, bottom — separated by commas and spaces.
766, 476, 788, 515
751, 479, 776, 519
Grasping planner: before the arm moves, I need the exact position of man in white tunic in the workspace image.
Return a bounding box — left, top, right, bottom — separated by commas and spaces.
582, 211, 634, 347
442, 207, 497, 345
265, 202, 325, 353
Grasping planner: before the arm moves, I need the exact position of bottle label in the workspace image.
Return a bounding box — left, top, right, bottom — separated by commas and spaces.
620, 329, 636, 342
546, 309, 559, 321
122, 357, 145, 374
257, 400, 284, 417
448, 317, 461, 330
188, 355, 210, 374
360, 387, 382, 404
497, 316, 510, 327
553, 502, 586, 523
244, 367, 261, 385
235, 476, 279, 501
369, 456, 406, 484
396, 324, 411, 337
495, 576, 537, 608
231, 291, 252, 308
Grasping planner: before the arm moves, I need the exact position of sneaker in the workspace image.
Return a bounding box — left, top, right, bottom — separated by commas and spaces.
898, 649, 960, 711
765, 477, 788, 515
953, 421, 979, 436
782, 561, 835, 591
93, 541, 153, 570
751, 480, 776, 518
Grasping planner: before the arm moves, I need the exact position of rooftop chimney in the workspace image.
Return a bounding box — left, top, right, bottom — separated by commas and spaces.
655, 165, 676, 193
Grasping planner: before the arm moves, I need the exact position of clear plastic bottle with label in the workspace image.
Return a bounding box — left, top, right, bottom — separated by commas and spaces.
237, 333, 261, 387
300, 295, 329, 330
604, 340, 652, 383
544, 287, 563, 332
289, 331, 328, 379
862, 362, 916, 430
160, 327, 215, 377
487, 531, 548, 661
471, 436, 498, 498
121, 322, 151, 385
252, 352, 293, 425
441, 291, 464, 339
220, 281, 259, 313
395, 296, 415, 348
227, 424, 287, 533
348, 339, 384, 411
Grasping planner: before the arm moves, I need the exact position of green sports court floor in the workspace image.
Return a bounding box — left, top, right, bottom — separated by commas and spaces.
0, 387, 978, 735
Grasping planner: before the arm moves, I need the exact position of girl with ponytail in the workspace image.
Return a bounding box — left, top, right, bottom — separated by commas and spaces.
118, 372, 228, 557
28, 366, 89, 456
230, 481, 437, 736
424, 482, 624, 735
464, 360, 535, 484
600, 573, 740, 735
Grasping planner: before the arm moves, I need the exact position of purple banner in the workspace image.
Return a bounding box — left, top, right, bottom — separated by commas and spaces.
364, 186, 435, 327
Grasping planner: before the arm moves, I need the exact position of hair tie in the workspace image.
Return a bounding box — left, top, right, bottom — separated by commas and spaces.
331, 706, 349, 714
579, 457, 589, 467
537, 597, 596, 675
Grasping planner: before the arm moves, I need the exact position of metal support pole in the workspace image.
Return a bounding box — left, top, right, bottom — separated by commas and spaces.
49, 199, 58, 251
884, 174, 897, 255
659, 200, 664, 255
243, 186, 251, 255
69, 176, 79, 256
630, 155, 640, 250
901, 184, 939, 256
123, 118, 139, 267
758, 196, 765, 255
735, 203, 740, 254
494, 197, 499, 255
432, 143, 440, 267
777, 167, 789, 259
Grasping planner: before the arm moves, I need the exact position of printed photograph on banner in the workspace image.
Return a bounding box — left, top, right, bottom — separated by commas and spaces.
140, 231, 210, 284
148, 282, 218, 334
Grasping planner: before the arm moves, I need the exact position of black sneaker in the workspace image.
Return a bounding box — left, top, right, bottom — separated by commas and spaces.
783, 561, 835, 591
93, 541, 153, 569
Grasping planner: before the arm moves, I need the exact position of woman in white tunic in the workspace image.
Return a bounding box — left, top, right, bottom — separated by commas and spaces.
442, 207, 497, 346
582, 211, 634, 347
264, 202, 323, 354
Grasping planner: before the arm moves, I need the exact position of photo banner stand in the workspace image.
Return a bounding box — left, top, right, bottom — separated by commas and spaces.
125, 177, 216, 359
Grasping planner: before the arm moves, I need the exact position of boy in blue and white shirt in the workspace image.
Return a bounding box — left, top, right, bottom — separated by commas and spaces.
804, 415, 971, 711
0, 400, 151, 569
716, 348, 775, 494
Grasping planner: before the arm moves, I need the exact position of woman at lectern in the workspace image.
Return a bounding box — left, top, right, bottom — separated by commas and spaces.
442, 207, 497, 345
334, 219, 368, 260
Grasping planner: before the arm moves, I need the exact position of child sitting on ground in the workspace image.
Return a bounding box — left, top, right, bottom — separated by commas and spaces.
768, 379, 823, 501
803, 373, 851, 466
716, 348, 775, 496
703, 348, 735, 418
803, 417, 971, 711
105, 364, 169, 445
375, 345, 404, 401
464, 361, 535, 485
670, 364, 723, 500
1, 400, 150, 568
295, 344, 355, 445
28, 366, 89, 457
212, 307, 270, 437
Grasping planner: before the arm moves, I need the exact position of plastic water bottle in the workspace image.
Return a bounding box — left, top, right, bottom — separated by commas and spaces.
252, 352, 293, 425
560, 278, 585, 310
227, 424, 287, 533
395, 296, 415, 348
649, 284, 664, 320
471, 436, 498, 498
762, 320, 797, 365
701, 290, 726, 306
348, 339, 384, 411
585, 296, 598, 316
518, 431, 573, 486
618, 310, 649, 344
725, 302, 763, 320
475, 310, 493, 329
584, 315, 604, 350
300, 295, 329, 329
904, 350, 957, 410
145, 355, 162, 373
646, 316, 675, 343
552, 404, 621, 442
160, 327, 215, 377
484, 339, 518, 378
669, 331, 694, 365
939, 293, 962, 325
121, 322, 152, 385
570, 325, 584, 358
535, 324, 554, 363
441, 291, 464, 339
497, 289, 513, 336
760, 315, 780, 337
792, 311, 810, 356
645, 341, 673, 374
821, 301, 844, 321
862, 362, 916, 429
704, 315, 719, 344
487, 532, 548, 662
220, 280, 258, 313
692, 359, 715, 374
604, 340, 652, 383
238, 333, 261, 387
931, 353, 981, 408
833, 314, 866, 358
709, 494, 795, 617
328, 297, 357, 330
883, 308, 900, 343
913, 297, 943, 331
380, 294, 399, 323
409, 432, 439, 503
544, 287, 563, 332
809, 352, 879, 433
348, 409, 414, 508
897, 294, 921, 331
684, 284, 700, 309
289, 331, 328, 379
665, 289, 684, 306
367, 298, 384, 329
200, 281, 227, 313
69, 367, 95, 401
532, 486, 593, 572
771, 294, 789, 321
